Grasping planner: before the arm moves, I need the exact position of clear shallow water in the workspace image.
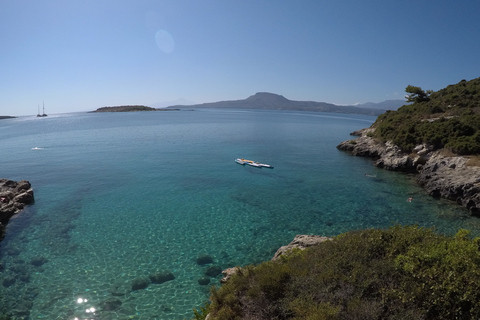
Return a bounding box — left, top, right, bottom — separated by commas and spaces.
1, 109, 479, 319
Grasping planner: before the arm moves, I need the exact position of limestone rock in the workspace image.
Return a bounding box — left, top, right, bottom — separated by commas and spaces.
272, 234, 332, 261
220, 267, 241, 283
337, 129, 480, 215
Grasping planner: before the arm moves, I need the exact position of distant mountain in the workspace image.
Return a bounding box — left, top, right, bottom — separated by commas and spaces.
168, 92, 387, 116
151, 98, 196, 109
355, 100, 407, 110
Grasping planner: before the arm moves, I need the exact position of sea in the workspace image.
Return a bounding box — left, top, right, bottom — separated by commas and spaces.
1, 109, 480, 320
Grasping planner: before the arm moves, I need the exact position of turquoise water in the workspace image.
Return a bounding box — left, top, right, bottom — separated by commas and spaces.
1, 109, 479, 319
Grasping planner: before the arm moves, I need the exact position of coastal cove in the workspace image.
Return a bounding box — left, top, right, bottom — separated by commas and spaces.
1, 109, 480, 319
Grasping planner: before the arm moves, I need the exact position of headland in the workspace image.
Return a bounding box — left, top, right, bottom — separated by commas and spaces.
337, 77, 480, 215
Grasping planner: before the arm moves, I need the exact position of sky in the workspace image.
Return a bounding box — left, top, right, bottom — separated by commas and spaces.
1, 0, 480, 116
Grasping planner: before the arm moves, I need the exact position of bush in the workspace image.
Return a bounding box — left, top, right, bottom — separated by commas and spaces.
372, 78, 480, 154
202, 226, 480, 320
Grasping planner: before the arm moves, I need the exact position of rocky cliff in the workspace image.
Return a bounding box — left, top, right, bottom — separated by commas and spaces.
337, 129, 480, 215
0, 179, 34, 239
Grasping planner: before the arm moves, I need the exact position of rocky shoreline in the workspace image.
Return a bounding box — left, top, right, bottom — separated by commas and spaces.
337, 128, 480, 215
0, 179, 34, 239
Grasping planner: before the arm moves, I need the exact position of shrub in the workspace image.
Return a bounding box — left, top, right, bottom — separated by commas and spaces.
201, 226, 480, 320
372, 78, 480, 155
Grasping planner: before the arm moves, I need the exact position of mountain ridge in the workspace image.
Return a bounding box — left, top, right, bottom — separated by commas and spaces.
167, 92, 403, 116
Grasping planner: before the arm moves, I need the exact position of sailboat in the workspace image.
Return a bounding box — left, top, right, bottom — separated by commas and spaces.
37, 103, 47, 117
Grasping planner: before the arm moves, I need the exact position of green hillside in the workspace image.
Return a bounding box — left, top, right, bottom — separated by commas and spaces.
372, 77, 480, 155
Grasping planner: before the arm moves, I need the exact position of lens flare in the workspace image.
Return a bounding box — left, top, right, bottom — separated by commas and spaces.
155, 29, 175, 53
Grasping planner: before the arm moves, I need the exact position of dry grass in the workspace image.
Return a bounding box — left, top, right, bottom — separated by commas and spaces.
437, 148, 457, 157
466, 156, 480, 167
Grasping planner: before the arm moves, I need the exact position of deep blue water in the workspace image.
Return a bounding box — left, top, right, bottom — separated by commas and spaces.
1, 109, 479, 319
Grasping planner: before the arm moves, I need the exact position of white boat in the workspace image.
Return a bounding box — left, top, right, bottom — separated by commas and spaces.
247, 161, 262, 168
235, 158, 273, 168
235, 158, 246, 165
257, 163, 274, 169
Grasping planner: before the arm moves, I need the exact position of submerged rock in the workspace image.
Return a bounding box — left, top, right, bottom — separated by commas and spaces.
109, 282, 130, 296
198, 277, 211, 285
196, 254, 214, 265
100, 297, 122, 311
131, 277, 150, 291
149, 271, 175, 284
30, 256, 48, 267
2, 276, 16, 287
205, 265, 223, 277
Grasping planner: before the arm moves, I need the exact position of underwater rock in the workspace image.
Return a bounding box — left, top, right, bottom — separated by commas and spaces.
197, 254, 214, 265
100, 297, 122, 311
109, 282, 130, 296
131, 277, 150, 291
149, 271, 175, 284
198, 277, 211, 285
205, 265, 222, 277
5, 245, 21, 256
30, 256, 48, 267
2, 275, 16, 287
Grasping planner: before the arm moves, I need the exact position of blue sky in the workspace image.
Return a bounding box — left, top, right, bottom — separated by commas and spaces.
1, 0, 479, 116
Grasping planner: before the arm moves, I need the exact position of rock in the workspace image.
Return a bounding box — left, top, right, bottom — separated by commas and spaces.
205, 265, 223, 277
109, 282, 130, 296
196, 254, 214, 265
2, 276, 16, 287
337, 129, 480, 215
131, 277, 150, 291
149, 271, 175, 284
0, 179, 34, 226
30, 256, 48, 267
221, 267, 241, 283
100, 298, 122, 311
198, 277, 211, 285
272, 234, 332, 261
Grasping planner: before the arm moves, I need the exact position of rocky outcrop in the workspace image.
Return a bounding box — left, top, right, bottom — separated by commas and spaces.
271, 234, 332, 261
220, 235, 332, 284
0, 179, 34, 225
337, 129, 480, 215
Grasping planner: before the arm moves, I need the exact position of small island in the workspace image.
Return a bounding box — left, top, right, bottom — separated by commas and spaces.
90, 105, 179, 113
0, 116, 16, 120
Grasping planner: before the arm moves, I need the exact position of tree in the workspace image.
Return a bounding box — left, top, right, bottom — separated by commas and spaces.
405, 85, 433, 103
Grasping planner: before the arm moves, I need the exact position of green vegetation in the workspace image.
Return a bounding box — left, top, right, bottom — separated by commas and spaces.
93, 105, 157, 112
194, 226, 480, 320
373, 77, 480, 154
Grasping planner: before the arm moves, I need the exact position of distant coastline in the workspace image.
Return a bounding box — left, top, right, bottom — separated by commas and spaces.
0, 116, 16, 120
90, 105, 179, 113
167, 92, 404, 117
